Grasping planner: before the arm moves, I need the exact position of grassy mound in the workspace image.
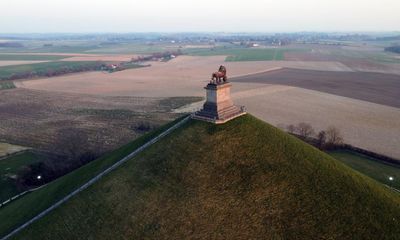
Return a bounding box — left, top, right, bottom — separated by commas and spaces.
10, 115, 400, 239
0, 116, 186, 238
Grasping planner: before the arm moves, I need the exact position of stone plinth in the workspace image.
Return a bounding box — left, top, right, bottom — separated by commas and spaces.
192, 82, 246, 124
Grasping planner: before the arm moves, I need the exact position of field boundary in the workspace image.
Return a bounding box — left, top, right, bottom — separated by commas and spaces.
1, 116, 190, 240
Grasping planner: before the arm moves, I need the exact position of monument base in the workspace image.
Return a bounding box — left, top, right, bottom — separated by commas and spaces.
192, 82, 246, 124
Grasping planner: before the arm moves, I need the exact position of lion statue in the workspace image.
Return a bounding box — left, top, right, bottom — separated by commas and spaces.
211, 65, 227, 84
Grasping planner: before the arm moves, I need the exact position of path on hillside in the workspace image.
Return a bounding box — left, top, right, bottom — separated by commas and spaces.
1, 116, 190, 240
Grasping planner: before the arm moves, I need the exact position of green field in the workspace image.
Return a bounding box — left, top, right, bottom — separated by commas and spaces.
87, 42, 178, 54
330, 150, 400, 190
0, 54, 68, 61
0, 117, 186, 238
0, 152, 42, 202
0, 61, 103, 80
0, 44, 99, 54
0, 81, 16, 90
185, 47, 288, 61
7, 115, 400, 239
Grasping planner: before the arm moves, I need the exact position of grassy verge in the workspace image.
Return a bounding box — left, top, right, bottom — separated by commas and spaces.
0, 61, 104, 80
0, 115, 187, 238
329, 150, 400, 190
0, 152, 43, 202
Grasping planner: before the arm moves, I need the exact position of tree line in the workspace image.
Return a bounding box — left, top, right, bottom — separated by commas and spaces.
284, 122, 343, 150
1, 62, 106, 81
16, 128, 99, 188
384, 46, 400, 54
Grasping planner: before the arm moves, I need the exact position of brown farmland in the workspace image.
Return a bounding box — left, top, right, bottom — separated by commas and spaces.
6, 56, 400, 160
231, 68, 400, 108
0, 88, 199, 155
284, 45, 400, 75
17, 56, 352, 97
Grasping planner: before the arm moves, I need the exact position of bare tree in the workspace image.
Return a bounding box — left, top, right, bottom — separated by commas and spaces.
297, 122, 315, 139
286, 124, 297, 134
326, 126, 343, 148
54, 127, 89, 162
317, 130, 327, 149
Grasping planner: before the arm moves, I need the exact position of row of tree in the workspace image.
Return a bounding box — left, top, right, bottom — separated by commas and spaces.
133, 50, 182, 62
285, 122, 343, 150
4, 62, 105, 81
16, 121, 156, 188
384, 46, 400, 54
17, 128, 99, 187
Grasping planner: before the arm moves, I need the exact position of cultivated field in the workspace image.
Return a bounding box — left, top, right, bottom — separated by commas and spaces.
175, 80, 400, 160
0, 61, 49, 67
0, 88, 200, 154
0, 53, 136, 67
231, 82, 400, 160
185, 47, 288, 61
9, 55, 400, 159
61, 54, 136, 62
284, 44, 400, 74
232, 68, 400, 108
1, 36, 400, 239
0, 54, 67, 61
16, 56, 353, 97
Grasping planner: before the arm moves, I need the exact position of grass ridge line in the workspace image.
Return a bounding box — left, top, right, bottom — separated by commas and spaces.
1, 116, 191, 240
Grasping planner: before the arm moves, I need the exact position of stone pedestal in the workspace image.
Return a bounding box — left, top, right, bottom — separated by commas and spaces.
192, 82, 246, 124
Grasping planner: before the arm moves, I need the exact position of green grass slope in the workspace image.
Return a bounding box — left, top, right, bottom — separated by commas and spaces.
10, 115, 400, 239
0, 117, 186, 238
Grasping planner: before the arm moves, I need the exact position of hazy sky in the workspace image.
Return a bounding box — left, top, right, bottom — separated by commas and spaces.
1, 0, 399, 33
